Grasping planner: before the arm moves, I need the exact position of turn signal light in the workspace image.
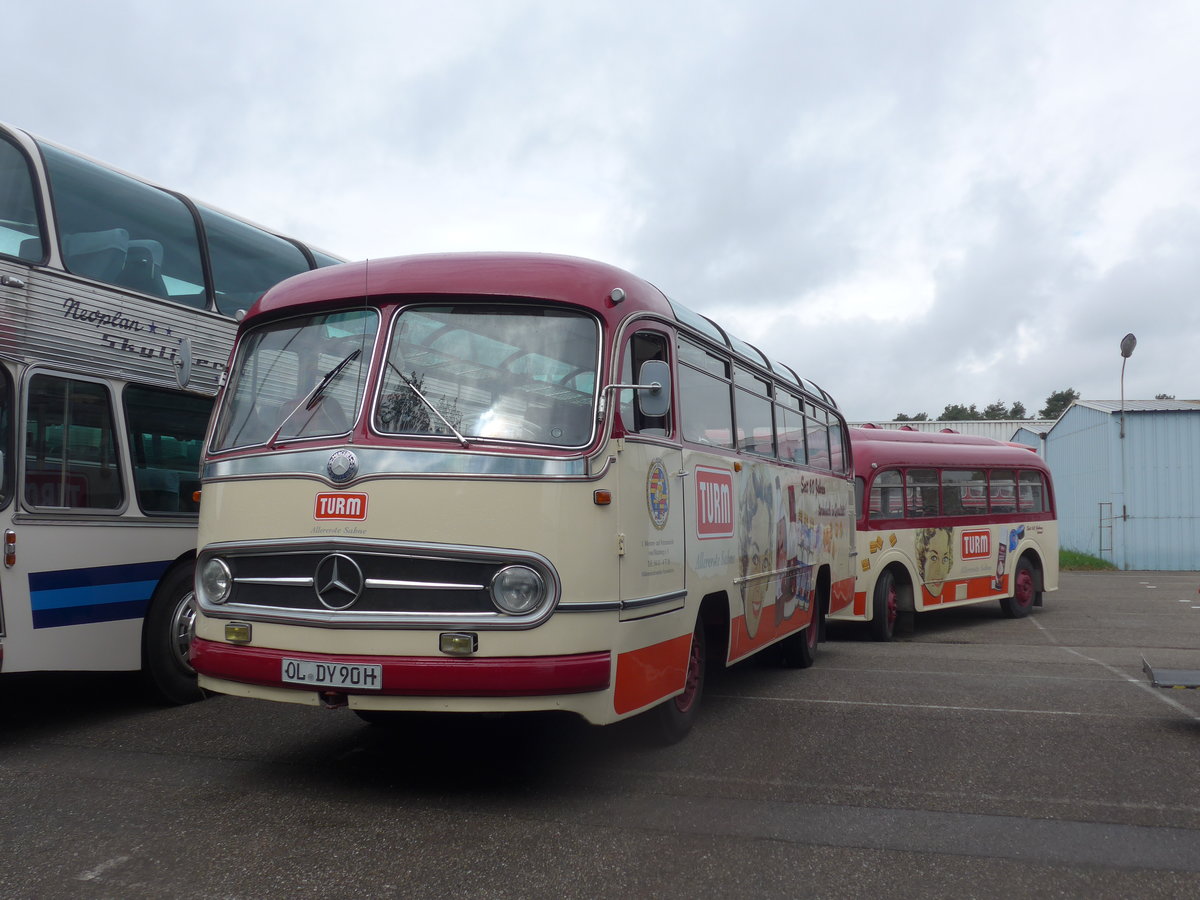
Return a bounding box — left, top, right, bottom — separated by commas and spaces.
3, 529, 14, 568
593, 490, 612, 506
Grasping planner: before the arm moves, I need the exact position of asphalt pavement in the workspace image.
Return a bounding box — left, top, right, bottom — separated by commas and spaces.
2, 570, 1200, 899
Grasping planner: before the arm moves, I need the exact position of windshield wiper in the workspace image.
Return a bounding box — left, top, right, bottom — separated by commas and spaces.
267, 348, 361, 447
387, 361, 470, 448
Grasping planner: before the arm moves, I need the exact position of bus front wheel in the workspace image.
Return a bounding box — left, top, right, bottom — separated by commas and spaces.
871, 570, 898, 641
647, 621, 706, 744
1000, 558, 1039, 619
143, 564, 205, 705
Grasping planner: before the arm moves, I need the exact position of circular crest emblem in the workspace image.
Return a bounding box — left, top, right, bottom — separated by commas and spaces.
327, 449, 358, 483
314, 553, 364, 610
646, 458, 670, 530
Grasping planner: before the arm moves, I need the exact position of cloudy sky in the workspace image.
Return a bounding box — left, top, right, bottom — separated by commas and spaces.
9, 1, 1199, 421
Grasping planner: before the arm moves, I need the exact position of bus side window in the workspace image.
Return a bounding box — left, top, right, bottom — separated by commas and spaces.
678, 341, 733, 448
619, 331, 671, 436
0, 136, 44, 262
24, 374, 123, 510
124, 384, 213, 515
869, 469, 903, 519
906, 468, 939, 517
1019, 471, 1046, 512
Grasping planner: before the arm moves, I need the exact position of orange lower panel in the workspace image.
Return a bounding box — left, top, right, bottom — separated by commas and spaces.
921, 574, 1008, 607
614, 633, 693, 715
830, 576, 855, 614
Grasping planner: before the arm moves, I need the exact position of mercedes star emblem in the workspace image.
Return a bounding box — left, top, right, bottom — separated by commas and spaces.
314, 553, 364, 610
327, 449, 358, 483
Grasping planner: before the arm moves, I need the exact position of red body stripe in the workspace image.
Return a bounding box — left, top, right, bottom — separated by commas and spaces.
191, 638, 610, 697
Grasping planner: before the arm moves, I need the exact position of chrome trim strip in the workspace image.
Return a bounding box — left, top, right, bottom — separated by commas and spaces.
557, 602, 622, 613
365, 578, 484, 591
621, 590, 687, 611
734, 564, 806, 586
203, 445, 590, 482
234, 577, 314, 586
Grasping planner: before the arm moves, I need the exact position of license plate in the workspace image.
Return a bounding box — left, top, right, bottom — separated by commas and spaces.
282, 658, 382, 690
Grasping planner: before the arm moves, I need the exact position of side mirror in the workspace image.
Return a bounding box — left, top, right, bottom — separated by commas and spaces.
636, 359, 671, 418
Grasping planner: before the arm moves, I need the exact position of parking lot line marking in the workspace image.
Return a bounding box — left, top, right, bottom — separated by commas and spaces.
77, 856, 131, 882
712, 694, 1087, 716
1058, 645, 1200, 724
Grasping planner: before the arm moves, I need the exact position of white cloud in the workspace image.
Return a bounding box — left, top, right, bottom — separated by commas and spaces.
8, 0, 1200, 419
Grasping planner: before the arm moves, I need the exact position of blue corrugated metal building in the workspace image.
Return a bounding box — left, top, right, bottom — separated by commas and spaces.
1044, 400, 1200, 570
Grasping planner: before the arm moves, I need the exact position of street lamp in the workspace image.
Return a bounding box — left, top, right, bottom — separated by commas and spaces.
1120, 333, 1136, 439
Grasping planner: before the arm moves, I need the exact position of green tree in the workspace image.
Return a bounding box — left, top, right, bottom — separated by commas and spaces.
893, 412, 929, 422
1039, 388, 1079, 420
1155, 393, 1175, 400
1009, 401, 1028, 419
939, 403, 981, 421
983, 400, 1009, 420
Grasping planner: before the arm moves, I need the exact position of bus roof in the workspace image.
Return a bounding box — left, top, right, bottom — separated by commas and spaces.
247, 252, 674, 322
848, 426, 1046, 474
246, 252, 840, 408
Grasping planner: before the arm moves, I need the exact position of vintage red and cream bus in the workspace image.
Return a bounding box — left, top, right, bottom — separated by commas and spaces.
836, 426, 1058, 640
190, 253, 856, 740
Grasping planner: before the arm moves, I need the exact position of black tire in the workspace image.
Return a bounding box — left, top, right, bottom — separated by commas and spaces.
779, 610, 819, 669
647, 620, 706, 745
1000, 557, 1039, 618
142, 563, 205, 705
870, 570, 898, 642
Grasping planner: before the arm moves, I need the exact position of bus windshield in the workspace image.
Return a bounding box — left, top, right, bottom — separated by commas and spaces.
373, 305, 599, 448
211, 309, 377, 449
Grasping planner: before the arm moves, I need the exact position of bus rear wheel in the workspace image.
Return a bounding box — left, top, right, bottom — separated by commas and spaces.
143, 564, 205, 705
1000, 558, 1039, 618
871, 570, 899, 641
779, 610, 819, 668
647, 620, 706, 744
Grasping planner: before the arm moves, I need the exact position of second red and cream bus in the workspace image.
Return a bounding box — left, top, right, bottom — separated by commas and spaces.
189, 253, 857, 741
835, 426, 1058, 640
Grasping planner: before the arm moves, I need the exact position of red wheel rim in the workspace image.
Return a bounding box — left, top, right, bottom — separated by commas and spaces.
1014, 567, 1035, 608
674, 629, 702, 712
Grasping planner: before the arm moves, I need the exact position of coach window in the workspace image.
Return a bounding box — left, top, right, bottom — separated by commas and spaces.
0, 137, 43, 262
678, 339, 733, 448
1019, 471, 1046, 513
733, 366, 774, 457
40, 141, 205, 306
124, 385, 214, 515
942, 469, 986, 515
24, 374, 123, 510
806, 404, 830, 470
619, 330, 671, 436
0, 367, 11, 508
906, 468, 939, 518
828, 420, 847, 473
776, 391, 807, 464
199, 205, 312, 318
869, 469, 903, 520
989, 469, 1016, 513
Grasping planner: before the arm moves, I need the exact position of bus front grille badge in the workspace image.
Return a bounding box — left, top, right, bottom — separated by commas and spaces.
314, 553, 364, 610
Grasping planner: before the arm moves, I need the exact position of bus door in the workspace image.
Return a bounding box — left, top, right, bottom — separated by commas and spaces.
616, 328, 685, 616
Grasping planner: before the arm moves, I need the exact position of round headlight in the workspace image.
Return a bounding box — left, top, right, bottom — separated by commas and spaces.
490, 565, 546, 615
200, 557, 232, 604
